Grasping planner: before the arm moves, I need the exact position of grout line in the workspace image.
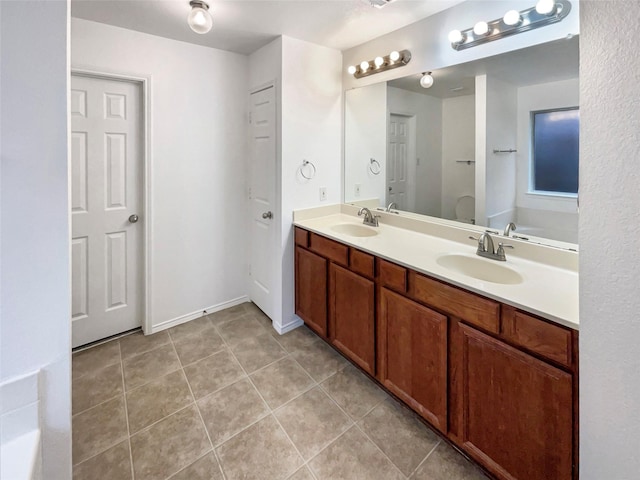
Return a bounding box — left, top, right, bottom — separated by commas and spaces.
118, 341, 136, 480
165, 449, 215, 480
352, 422, 410, 479
408, 439, 441, 479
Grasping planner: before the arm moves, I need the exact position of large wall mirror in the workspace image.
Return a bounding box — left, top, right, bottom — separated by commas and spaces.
344, 36, 579, 247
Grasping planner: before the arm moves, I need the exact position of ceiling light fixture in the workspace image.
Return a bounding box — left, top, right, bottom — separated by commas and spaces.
448, 0, 571, 51
188, 0, 213, 34
419, 72, 434, 89
347, 50, 411, 79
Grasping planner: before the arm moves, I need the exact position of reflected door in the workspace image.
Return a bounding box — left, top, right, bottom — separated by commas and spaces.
71, 74, 143, 347
387, 114, 410, 209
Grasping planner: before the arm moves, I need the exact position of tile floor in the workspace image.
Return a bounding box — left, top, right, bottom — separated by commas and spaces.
72, 302, 489, 480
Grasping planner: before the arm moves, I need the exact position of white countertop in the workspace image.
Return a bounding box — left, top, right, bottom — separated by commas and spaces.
293, 207, 578, 330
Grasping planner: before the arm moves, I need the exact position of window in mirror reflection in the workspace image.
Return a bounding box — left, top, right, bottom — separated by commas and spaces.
531, 107, 579, 195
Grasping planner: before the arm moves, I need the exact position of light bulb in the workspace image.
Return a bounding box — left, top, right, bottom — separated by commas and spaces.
419, 73, 434, 89
187, 2, 212, 34
473, 21, 489, 36
536, 0, 556, 15
347, 65, 357, 75
503, 10, 522, 26
374, 56, 384, 68
448, 30, 464, 45
360, 61, 370, 72
389, 51, 400, 62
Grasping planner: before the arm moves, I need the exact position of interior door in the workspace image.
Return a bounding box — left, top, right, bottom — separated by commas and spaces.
387, 114, 409, 209
249, 85, 276, 320
71, 74, 143, 347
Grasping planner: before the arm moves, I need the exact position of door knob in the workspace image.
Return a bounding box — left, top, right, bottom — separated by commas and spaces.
128, 214, 139, 223
262, 211, 273, 219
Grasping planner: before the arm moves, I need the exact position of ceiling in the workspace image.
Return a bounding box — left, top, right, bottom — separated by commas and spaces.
71, 0, 464, 55
388, 35, 580, 99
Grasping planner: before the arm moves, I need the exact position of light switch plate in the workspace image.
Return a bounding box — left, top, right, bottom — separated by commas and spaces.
319, 187, 327, 201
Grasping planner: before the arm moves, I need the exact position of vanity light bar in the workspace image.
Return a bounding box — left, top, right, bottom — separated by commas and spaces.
348, 50, 412, 79
449, 0, 571, 51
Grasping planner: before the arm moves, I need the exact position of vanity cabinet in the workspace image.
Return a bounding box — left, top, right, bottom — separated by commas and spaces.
293, 226, 578, 480
378, 287, 447, 432
452, 321, 574, 480
329, 263, 375, 375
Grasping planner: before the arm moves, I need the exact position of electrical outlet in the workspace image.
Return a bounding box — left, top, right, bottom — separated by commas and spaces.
319, 187, 327, 201
355, 184, 361, 196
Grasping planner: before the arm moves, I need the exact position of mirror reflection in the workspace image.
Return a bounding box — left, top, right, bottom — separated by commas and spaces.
344, 37, 579, 245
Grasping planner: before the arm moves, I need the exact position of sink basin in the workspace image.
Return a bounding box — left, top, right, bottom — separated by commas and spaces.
330, 223, 379, 237
436, 254, 523, 285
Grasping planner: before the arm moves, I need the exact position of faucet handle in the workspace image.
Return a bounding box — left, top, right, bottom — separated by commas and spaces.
498, 242, 514, 249
496, 242, 514, 261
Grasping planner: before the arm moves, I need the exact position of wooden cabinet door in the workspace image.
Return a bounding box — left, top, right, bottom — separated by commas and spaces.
295, 246, 327, 338
458, 324, 573, 480
379, 288, 448, 432
329, 263, 375, 375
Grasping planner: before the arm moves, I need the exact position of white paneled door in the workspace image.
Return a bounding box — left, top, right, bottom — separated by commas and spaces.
71, 74, 143, 347
249, 86, 276, 321
387, 114, 410, 210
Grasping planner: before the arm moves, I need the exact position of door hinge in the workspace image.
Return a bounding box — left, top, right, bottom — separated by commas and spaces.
248, 187, 252, 199
249, 111, 252, 124
248, 264, 252, 276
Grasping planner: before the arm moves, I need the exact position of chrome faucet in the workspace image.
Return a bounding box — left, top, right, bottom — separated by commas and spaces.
503, 222, 516, 237
358, 207, 380, 227
469, 231, 514, 261
386, 202, 397, 212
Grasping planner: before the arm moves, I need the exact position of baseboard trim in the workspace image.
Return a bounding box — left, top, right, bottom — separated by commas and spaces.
273, 315, 304, 335
148, 295, 249, 334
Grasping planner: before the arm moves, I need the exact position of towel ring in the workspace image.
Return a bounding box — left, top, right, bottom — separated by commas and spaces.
300, 160, 316, 180
369, 158, 381, 176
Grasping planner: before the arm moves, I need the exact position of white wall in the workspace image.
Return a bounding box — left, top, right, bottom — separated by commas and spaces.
248, 36, 342, 333
580, 1, 640, 478
479, 75, 517, 228
1, 1, 72, 478
71, 19, 249, 331
280, 36, 342, 332
344, 83, 387, 206
387, 87, 442, 217
342, 0, 580, 90
441, 94, 475, 220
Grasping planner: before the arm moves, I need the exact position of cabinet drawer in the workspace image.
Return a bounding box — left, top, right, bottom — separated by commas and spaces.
309, 233, 349, 266
350, 249, 375, 278
411, 272, 500, 333
378, 259, 407, 293
294, 227, 309, 247
502, 306, 573, 368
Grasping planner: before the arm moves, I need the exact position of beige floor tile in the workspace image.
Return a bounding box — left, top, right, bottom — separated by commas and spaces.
308, 426, 404, 480
122, 343, 181, 390
358, 398, 440, 477
208, 305, 247, 327
72, 440, 132, 480
126, 370, 194, 434
168, 316, 214, 343
197, 378, 269, 446
72, 341, 121, 380
184, 349, 245, 399
72, 396, 128, 465
271, 325, 318, 353
250, 357, 315, 409
173, 327, 226, 366
130, 405, 210, 480
72, 362, 123, 414
321, 363, 388, 420
275, 386, 352, 460
410, 442, 488, 480
168, 452, 223, 480
119, 330, 171, 360
291, 340, 348, 382
216, 415, 303, 480
245, 309, 273, 329
287, 466, 315, 480
231, 333, 288, 373
218, 315, 268, 346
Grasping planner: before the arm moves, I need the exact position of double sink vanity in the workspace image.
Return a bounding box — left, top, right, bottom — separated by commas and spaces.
293, 204, 578, 480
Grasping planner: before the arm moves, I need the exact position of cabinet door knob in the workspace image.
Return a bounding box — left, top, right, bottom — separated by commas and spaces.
262, 211, 273, 219
128, 214, 139, 223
